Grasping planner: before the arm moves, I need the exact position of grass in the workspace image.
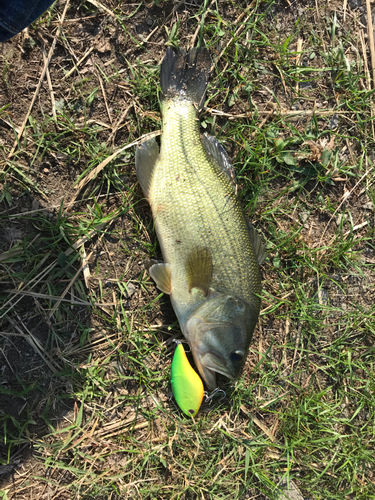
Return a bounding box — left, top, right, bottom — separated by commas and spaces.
0, 0, 375, 498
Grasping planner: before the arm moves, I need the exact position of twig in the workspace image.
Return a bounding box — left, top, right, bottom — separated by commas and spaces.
0, 247, 23, 261
67, 223, 109, 255
4, 291, 87, 306
86, 0, 116, 18
96, 67, 113, 125
51, 14, 105, 24
291, 322, 302, 372
240, 405, 277, 442
113, 289, 121, 329
250, 109, 274, 138
81, 244, 91, 289
48, 216, 121, 318
107, 102, 134, 144
9, 316, 62, 373
6, 0, 70, 161
190, 0, 215, 49
41, 44, 57, 121
295, 38, 303, 93
190, 18, 204, 50
344, 220, 368, 237
260, 290, 294, 314
0, 221, 110, 318
143, 25, 159, 43
96, 417, 148, 438
359, 29, 371, 91
206, 106, 343, 119
276, 479, 305, 500
66, 130, 161, 210
366, 0, 375, 86
0, 254, 52, 319
282, 317, 290, 369
315, 0, 320, 19
63, 46, 94, 79
275, 63, 288, 97
3, 290, 115, 307
48, 252, 94, 319
318, 165, 374, 246
212, 1, 256, 71
75, 118, 111, 129
359, 29, 375, 140
0, 117, 21, 135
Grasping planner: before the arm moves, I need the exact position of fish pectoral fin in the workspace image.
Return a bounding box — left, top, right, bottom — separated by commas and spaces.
149, 262, 172, 294
186, 247, 213, 296
135, 138, 159, 199
246, 220, 267, 265
202, 133, 237, 189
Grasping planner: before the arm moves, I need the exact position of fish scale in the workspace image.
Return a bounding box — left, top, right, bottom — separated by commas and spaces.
152, 99, 260, 306
136, 47, 264, 389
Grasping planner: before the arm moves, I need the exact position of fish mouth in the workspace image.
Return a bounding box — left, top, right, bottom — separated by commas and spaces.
196, 351, 235, 390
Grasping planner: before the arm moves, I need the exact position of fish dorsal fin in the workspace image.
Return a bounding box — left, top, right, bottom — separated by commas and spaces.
149, 262, 172, 294
202, 133, 237, 189
246, 220, 267, 265
186, 247, 213, 296
135, 138, 159, 199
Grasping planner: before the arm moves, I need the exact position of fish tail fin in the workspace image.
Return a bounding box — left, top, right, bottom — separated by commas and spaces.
160, 47, 211, 110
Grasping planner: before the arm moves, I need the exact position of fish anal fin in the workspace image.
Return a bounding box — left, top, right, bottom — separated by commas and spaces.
186, 247, 213, 296
247, 220, 267, 265
149, 262, 172, 294
202, 133, 237, 189
135, 138, 159, 199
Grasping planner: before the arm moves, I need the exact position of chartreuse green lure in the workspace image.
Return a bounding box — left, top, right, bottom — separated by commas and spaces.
171, 343, 204, 417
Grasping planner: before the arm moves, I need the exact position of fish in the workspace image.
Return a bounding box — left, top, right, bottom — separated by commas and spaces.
171, 342, 204, 417
135, 46, 265, 390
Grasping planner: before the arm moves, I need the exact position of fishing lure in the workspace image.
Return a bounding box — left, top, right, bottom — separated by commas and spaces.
171, 342, 204, 417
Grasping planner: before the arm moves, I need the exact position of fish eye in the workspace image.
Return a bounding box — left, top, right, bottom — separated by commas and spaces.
230, 350, 244, 363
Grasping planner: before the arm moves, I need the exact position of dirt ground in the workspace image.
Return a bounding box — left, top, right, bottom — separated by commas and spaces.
1, 0, 375, 498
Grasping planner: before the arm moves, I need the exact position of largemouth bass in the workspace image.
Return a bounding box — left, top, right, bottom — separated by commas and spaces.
136, 47, 265, 390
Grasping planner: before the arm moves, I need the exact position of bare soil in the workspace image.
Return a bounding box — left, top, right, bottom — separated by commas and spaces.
0, 0, 374, 498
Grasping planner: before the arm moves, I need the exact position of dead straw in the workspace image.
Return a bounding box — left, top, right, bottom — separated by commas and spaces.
7, 0, 70, 161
